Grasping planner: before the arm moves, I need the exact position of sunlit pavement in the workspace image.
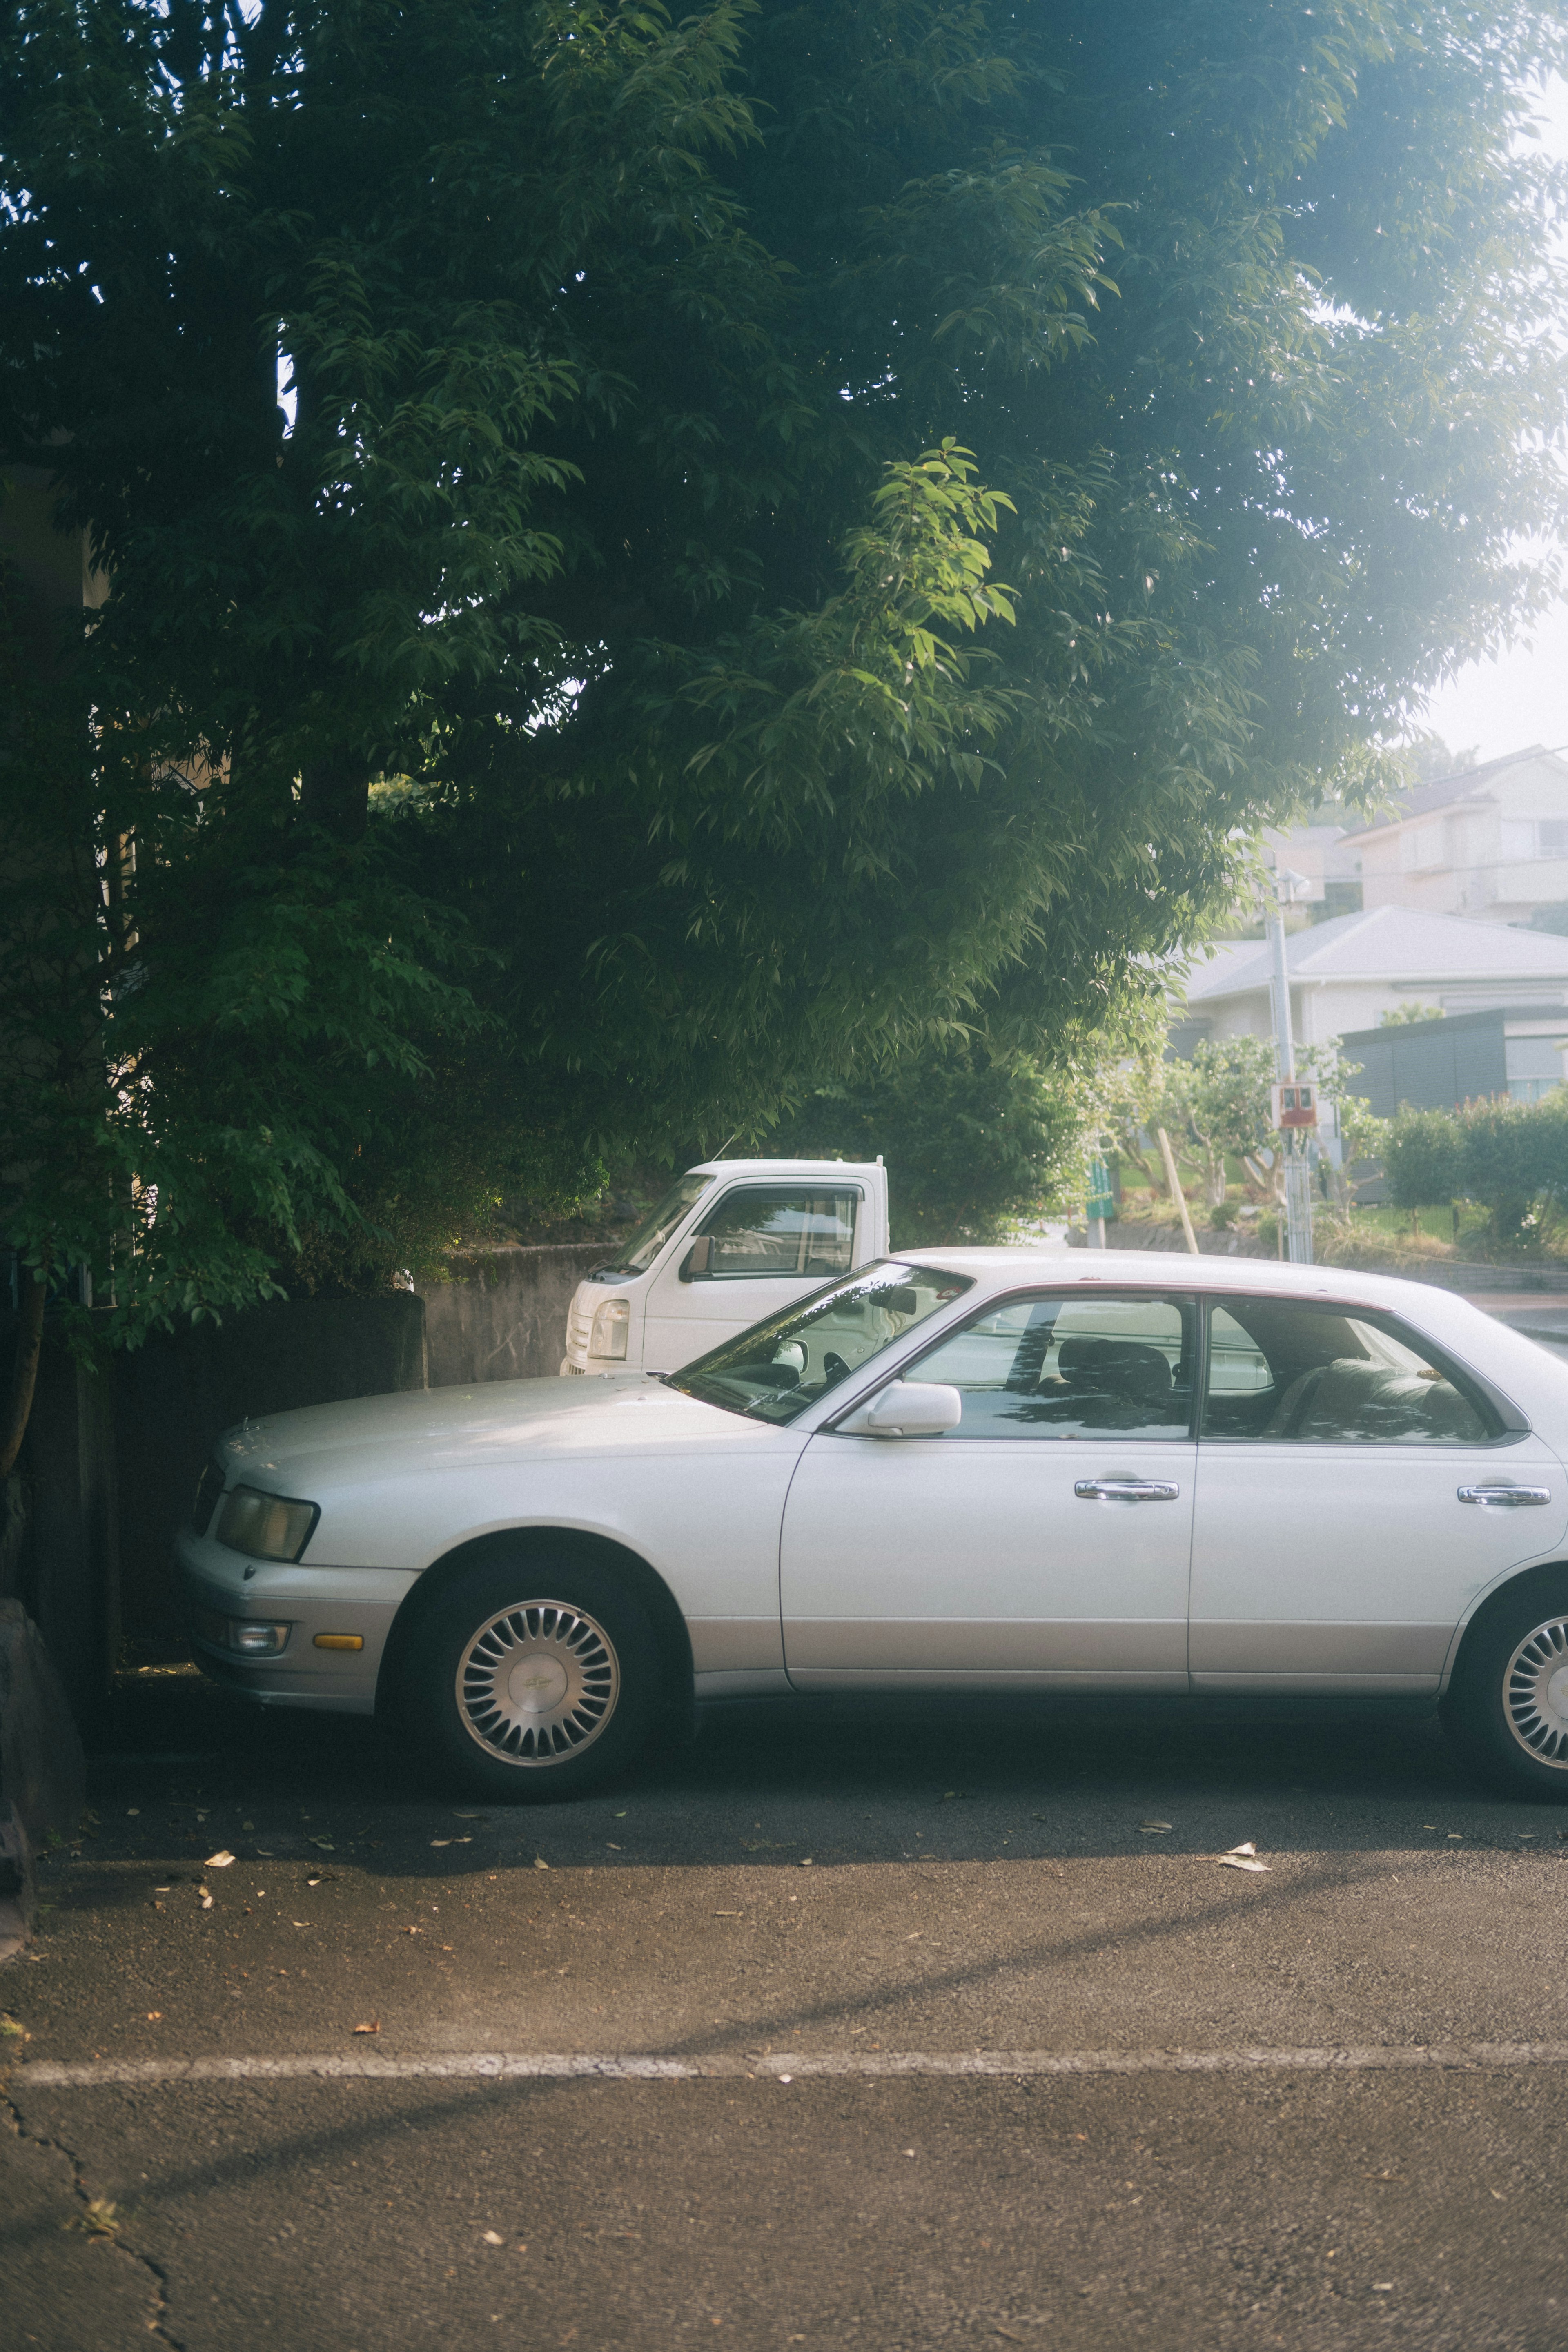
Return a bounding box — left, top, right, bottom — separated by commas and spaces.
6, 1671, 1568, 2350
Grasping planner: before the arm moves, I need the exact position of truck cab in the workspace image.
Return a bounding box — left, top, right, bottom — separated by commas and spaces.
560, 1158, 891, 1377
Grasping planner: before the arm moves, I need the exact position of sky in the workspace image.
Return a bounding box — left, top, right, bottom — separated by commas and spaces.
1418, 75, 1568, 765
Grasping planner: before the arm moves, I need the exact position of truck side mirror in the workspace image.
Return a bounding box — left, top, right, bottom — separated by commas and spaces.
679, 1234, 713, 1283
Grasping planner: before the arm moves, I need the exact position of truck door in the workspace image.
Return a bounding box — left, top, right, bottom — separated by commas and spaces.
641, 1182, 864, 1371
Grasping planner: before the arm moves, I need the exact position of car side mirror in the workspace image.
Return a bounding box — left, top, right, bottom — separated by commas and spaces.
679, 1235, 713, 1283
836, 1380, 962, 1438
772, 1341, 806, 1376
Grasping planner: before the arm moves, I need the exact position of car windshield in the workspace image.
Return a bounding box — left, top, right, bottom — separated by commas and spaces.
591, 1174, 715, 1278
670, 1261, 973, 1425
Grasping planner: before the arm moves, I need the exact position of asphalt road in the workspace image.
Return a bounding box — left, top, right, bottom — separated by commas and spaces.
7, 1671, 1568, 2352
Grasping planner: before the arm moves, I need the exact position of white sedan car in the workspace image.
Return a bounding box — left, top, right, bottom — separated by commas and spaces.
177, 1250, 1568, 1800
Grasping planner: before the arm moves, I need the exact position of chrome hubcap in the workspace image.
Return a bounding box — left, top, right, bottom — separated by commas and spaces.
456, 1601, 619, 1768
1503, 1616, 1568, 1768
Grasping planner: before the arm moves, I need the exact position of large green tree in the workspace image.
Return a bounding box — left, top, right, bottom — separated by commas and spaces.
2, 0, 1565, 1351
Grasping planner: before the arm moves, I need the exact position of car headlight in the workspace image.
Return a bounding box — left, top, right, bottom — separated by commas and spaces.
214, 1485, 320, 1563
588, 1298, 630, 1360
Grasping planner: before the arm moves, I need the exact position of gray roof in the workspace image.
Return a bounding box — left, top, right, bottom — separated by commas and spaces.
1183, 904, 1568, 1004
1341, 744, 1568, 841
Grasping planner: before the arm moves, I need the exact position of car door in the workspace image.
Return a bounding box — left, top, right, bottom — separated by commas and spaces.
641, 1183, 863, 1368
1189, 1296, 1568, 1689
779, 1288, 1198, 1686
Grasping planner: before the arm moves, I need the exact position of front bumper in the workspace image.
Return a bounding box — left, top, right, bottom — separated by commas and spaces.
175, 1529, 420, 1717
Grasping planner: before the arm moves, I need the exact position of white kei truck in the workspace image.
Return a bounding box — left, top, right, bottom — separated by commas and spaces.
560, 1158, 891, 1377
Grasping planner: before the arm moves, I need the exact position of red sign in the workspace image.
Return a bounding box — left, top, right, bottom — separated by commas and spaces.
1271, 1081, 1318, 1131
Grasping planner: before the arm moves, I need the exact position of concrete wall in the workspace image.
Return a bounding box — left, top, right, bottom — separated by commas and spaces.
419, 1243, 606, 1388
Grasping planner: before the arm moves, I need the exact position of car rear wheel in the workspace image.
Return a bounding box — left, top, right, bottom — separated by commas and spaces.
404, 1551, 661, 1800
1442, 1572, 1568, 1800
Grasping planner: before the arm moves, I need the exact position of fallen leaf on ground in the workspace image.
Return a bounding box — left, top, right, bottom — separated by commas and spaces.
241, 1820, 255, 1831
353, 2021, 380, 2035
125, 1808, 140, 1818
481, 2230, 504, 2245
146, 2012, 161, 2022
307, 1837, 334, 1851
75, 2200, 120, 2238
1139, 1822, 1172, 1833
454, 1812, 484, 1820
1206, 1842, 1271, 1873
430, 1839, 452, 1848
199, 1891, 214, 1910
307, 1878, 321, 1888
205, 1850, 235, 1869
532, 1857, 550, 1871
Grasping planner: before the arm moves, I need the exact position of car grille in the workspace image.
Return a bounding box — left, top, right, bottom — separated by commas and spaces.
566, 1298, 594, 1359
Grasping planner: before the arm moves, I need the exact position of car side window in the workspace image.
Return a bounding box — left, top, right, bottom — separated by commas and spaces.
691, 1187, 859, 1279
906, 1292, 1196, 1439
1200, 1299, 1500, 1444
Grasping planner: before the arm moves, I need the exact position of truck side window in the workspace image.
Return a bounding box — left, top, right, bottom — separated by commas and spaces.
693, 1187, 859, 1279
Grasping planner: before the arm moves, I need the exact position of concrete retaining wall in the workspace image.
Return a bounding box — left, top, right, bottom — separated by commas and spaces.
419, 1243, 606, 1387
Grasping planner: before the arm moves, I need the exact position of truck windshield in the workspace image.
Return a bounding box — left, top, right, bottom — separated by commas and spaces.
670, 1262, 972, 1425
591, 1174, 715, 1278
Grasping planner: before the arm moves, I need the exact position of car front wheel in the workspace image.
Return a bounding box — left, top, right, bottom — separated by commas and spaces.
1443, 1572, 1568, 1800
404, 1551, 661, 1800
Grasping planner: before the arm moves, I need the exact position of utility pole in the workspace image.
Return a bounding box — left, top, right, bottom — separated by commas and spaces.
1266, 870, 1314, 1264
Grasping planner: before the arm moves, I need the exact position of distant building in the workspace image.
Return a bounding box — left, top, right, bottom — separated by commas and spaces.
1341, 745, 1568, 924
1336, 1007, 1568, 1116
1174, 905, 1568, 1055
1255, 820, 1365, 919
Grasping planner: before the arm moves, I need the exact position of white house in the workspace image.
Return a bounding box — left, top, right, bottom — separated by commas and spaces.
1342, 745, 1568, 923
1174, 905, 1568, 1060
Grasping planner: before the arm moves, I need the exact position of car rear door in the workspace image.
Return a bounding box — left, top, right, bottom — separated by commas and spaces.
779, 1288, 1198, 1686
1189, 1295, 1567, 1690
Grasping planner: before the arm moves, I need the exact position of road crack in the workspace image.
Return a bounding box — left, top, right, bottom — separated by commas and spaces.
2, 2082, 187, 2348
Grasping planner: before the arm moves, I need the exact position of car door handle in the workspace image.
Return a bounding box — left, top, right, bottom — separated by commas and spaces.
1074, 1478, 1181, 1503
1457, 1482, 1553, 1507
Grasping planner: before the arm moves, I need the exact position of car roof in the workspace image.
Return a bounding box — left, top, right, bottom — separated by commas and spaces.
893, 1245, 1466, 1314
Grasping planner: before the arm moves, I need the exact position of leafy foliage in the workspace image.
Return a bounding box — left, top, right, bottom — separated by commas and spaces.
2, 0, 1565, 1332
1383, 1095, 1568, 1249
767, 1037, 1097, 1247
1165, 1039, 1280, 1209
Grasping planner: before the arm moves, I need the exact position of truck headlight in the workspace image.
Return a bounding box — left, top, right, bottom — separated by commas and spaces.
588, 1298, 630, 1360
214, 1485, 320, 1563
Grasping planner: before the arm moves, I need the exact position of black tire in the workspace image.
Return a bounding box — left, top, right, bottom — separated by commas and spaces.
1442, 1570, 1568, 1800
399, 1548, 662, 1801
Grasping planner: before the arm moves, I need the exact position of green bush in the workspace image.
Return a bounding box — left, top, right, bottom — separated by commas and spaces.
1383, 1108, 1466, 1234
1383, 1093, 1568, 1250
1458, 1096, 1568, 1250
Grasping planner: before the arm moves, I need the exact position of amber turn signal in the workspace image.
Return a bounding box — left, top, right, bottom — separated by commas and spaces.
313, 1633, 364, 1651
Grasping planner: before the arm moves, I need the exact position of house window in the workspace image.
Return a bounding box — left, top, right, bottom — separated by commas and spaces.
1500, 820, 1568, 863
1505, 1036, 1565, 1104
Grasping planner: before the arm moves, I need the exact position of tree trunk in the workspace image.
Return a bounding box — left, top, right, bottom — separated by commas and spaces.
0, 1270, 46, 1481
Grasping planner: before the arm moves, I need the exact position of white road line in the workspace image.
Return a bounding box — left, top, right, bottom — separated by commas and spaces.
13, 2042, 1568, 2089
